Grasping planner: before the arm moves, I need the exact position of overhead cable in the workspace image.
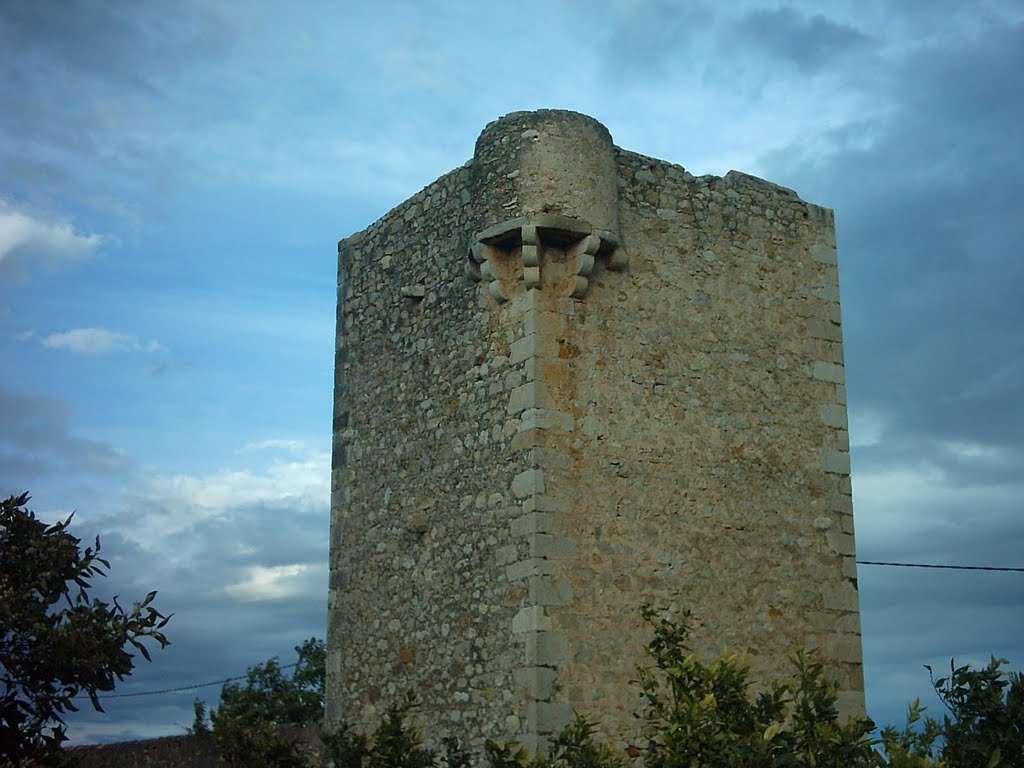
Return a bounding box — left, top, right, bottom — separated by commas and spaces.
857, 560, 1024, 573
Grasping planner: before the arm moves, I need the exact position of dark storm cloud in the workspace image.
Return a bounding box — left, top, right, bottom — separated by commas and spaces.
732, 6, 874, 74
0, 388, 129, 492
860, 564, 1023, 728
763, 20, 1024, 450
857, 469, 1024, 564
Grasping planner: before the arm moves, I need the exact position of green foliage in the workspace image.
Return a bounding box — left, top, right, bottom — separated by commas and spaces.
785, 647, 881, 767
483, 714, 621, 767
931, 657, 1023, 768
216, 637, 325, 727
207, 637, 325, 767
365, 700, 437, 768
322, 699, 435, 768
189, 698, 211, 738
226, 610, 1023, 768
483, 737, 545, 767
878, 700, 942, 768
633, 604, 879, 768
212, 712, 307, 767
880, 657, 1023, 768
0, 492, 170, 766
442, 734, 474, 768
321, 720, 370, 768
325, 707, 617, 768
546, 714, 622, 768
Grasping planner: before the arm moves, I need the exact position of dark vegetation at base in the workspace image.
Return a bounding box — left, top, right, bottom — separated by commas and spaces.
5, 491, 1018, 766
63, 647, 1024, 768
190, 608, 1019, 767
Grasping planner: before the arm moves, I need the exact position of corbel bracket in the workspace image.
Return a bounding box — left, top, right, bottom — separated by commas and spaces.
466, 214, 627, 303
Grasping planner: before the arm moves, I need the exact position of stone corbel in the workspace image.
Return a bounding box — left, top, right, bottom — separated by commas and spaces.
466, 214, 627, 303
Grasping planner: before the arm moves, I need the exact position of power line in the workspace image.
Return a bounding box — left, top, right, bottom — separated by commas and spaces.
857, 560, 1024, 573
76, 662, 299, 701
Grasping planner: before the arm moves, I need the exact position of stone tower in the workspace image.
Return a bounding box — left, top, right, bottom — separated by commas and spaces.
327, 110, 863, 752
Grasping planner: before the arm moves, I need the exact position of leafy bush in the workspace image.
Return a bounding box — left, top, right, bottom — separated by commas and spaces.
484, 714, 622, 768
324, 707, 617, 768
206, 606, 1023, 768
633, 605, 878, 768
322, 699, 435, 768
878, 699, 943, 768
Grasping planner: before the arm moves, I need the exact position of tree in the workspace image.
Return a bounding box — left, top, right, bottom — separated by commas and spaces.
0, 492, 171, 765
203, 637, 325, 767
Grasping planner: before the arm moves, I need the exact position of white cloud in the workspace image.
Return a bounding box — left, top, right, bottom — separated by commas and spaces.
224, 562, 321, 601
0, 200, 103, 274
155, 454, 328, 515
849, 408, 884, 448
67, 719, 187, 748
942, 440, 1003, 461
119, 445, 330, 543
21, 327, 166, 355
239, 438, 305, 454
853, 457, 1023, 553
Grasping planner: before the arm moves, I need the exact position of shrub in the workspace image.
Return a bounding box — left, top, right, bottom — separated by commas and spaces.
633, 605, 879, 767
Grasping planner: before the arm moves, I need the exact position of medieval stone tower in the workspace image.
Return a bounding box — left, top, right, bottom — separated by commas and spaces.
327, 109, 863, 752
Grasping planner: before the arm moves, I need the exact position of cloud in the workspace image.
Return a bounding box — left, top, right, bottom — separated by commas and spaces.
0, 2, 227, 211
0, 388, 129, 492
238, 438, 306, 454
848, 408, 884, 449
19, 327, 166, 355
52, 436, 330, 742
596, 3, 875, 88
760, 19, 1024, 452
853, 445, 1024, 584
0, 1, 225, 94
103, 443, 329, 547
0, 200, 103, 279
731, 7, 875, 75
225, 562, 323, 601
599, 0, 715, 83
852, 436, 1024, 728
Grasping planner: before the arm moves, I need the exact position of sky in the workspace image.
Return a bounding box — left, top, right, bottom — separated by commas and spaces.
1, 0, 1021, 747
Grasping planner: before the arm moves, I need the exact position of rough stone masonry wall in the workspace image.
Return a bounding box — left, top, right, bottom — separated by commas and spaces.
533, 150, 863, 745
328, 163, 530, 745
328, 109, 863, 755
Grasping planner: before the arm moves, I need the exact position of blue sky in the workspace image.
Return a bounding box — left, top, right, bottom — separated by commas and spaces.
1, 0, 1022, 745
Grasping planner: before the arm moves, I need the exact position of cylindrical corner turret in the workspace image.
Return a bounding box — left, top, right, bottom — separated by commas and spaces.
472, 110, 620, 237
